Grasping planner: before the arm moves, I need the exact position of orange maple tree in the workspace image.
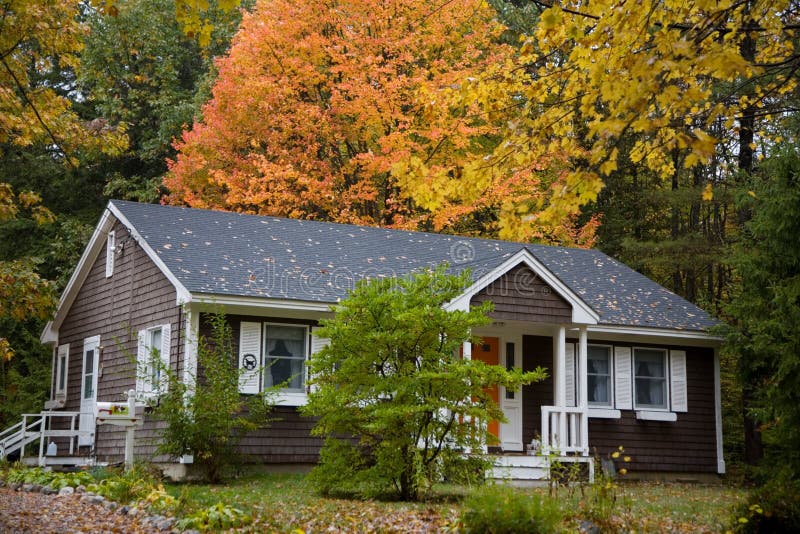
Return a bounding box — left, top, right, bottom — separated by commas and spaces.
166, 0, 591, 241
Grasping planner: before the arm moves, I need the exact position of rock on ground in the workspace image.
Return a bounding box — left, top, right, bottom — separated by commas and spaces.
0, 487, 161, 534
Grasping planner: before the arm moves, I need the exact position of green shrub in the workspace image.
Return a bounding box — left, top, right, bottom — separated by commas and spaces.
440, 453, 490, 487
87, 463, 159, 504
461, 485, 563, 534
730, 476, 800, 533
175, 502, 252, 531
2, 466, 93, 489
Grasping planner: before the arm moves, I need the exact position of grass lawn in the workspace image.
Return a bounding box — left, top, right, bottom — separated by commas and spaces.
165, 473, 746, 533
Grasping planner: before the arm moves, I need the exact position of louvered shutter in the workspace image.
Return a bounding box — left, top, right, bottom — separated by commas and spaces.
309, 326, 330, 393
238, 322, 262, 394
669, 350, 688, 412
55, 344, 70, 400
159, 323, 171, 392
136, 329, 149, 396
565, 343, 577, 407
614, 346, 632, 410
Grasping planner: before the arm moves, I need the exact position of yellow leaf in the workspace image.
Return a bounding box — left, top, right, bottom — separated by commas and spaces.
702, 183, 713, 201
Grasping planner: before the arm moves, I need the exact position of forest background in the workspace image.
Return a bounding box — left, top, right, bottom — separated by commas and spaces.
1, 0, 798, 485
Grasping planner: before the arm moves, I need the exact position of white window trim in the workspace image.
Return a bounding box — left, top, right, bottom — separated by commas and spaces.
632, 346, 670, 411
263, 322, 310, 405
105, 231, 115, 278
587, 343, 614, 408
136, 324, 171, 400
635, 410, 678, 422
588, 408, 622, 419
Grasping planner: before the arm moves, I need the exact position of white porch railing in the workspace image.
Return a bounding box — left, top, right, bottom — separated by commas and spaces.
540, 405, 589, 456
0, 411, 88, 466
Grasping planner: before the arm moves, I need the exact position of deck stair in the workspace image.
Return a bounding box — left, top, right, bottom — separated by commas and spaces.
0, 412, 92, 467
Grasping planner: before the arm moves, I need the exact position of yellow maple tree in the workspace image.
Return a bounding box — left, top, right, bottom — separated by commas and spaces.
395, 0, 799, 238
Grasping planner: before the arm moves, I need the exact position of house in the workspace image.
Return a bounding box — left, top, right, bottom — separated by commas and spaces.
1, 200, 724, 480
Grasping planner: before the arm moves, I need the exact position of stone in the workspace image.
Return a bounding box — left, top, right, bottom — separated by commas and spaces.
90, 495, 105, 504
579, 519, 601, 534
118, 505, 130, 515
22, 484, 35, 492
9, 482, 21, 491
104, 500, 118, 510
156, 517, 175, 531
58, 486, 75, 496
75, 485, 87, 493
41, 485, 57, 495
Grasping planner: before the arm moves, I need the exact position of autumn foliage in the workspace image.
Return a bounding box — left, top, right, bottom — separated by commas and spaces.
166, 0, 570, 236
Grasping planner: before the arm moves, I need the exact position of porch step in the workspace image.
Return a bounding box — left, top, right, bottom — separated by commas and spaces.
21, 456, 93, 468
488, 454, 549, 483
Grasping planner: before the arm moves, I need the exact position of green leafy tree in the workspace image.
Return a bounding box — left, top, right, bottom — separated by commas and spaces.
149, 312, 275, 483
302, 266, 544, 500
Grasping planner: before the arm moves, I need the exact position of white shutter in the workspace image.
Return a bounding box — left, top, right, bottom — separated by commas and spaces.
238, 322, 262, 394
614, 346, 632, 410
136, 329, 149, 396
670, 350, 688, 412
160, 323, 171, 392
565, 343, 576, 407
105, 231, 115, 278
309, 326, 330, 393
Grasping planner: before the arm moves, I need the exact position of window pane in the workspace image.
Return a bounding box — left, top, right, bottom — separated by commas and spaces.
634, 349, 667, 408
58, 356, 67, 391
505, 343, 515, 400
83, 375, 93, 399
264, 325, 306, 391
587, 346, 611, 406
84, 349, 94, 374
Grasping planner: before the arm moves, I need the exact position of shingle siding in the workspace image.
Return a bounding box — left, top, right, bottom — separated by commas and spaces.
472, 265, 572, 324
57, 220, 183, 463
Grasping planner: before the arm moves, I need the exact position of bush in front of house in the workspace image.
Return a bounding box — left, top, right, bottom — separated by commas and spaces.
460, 485, 563, 534
302, 266, 545, 501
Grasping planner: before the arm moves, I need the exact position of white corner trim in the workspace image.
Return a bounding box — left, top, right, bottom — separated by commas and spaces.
445, 248, 599, 325
635, 410, 677, 422
182, 305, 199, 390
40, 209, 116, 344
714, 347, 726, 474
108, 202, 192, 305
588, 408, 621, 419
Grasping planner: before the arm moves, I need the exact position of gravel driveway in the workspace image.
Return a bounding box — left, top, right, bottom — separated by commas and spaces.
0, 487, 161, 534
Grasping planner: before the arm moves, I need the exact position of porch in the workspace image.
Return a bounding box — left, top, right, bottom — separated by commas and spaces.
0, 411, 93, 467
464, 323, 594, 482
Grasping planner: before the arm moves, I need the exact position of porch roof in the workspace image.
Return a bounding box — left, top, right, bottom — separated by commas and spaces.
109, 200, 719, 332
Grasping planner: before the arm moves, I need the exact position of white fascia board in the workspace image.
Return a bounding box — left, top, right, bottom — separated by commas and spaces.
191, 293, 332, 313
586, 325, 723, 346
445, 248, 599, 324
107, 201, 191, 305
40, 209, 116, 344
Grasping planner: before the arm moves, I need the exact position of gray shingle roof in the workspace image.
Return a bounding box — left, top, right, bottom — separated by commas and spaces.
111, 200, 719, 332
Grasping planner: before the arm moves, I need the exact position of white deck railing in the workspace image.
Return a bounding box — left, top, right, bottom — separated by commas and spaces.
540, 405, 589, 456
0, 411, 88, 465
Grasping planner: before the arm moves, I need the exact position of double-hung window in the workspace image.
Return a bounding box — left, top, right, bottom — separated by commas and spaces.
633, 348, 668, 410
264, 325, 307, 391
587, 345, 612, 407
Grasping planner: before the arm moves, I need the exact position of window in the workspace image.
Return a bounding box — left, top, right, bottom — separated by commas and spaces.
105, 231, 115, 278
587, 345, 612, 406
505, 342, 516, 400
264, 324, 307, 391
634, 348, 668, 410
55, 344, 69, 400
137, 324, 171, 398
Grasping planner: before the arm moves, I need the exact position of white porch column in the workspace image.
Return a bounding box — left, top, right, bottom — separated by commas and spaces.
554, 326, 566, 406
554, 326, 566, 450
578, 326, 589, 455
462, 340, 472, 361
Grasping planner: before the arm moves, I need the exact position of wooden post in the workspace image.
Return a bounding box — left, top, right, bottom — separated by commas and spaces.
124, 390, 136, 470
555, 326, 567, 451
